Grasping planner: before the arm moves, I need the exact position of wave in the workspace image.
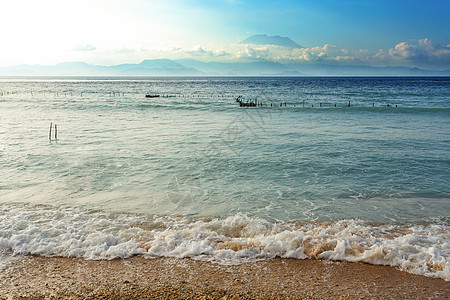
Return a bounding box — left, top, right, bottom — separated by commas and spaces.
0, 203, 448, 281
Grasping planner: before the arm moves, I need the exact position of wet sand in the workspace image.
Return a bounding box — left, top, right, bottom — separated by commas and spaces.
0, 256, 448, 299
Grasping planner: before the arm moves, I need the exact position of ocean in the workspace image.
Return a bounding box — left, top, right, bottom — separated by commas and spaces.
0, 76, 449, 280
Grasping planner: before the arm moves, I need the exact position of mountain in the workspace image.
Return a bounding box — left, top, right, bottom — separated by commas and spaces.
0, 59, 449, 76
109, 59, 202, 75
240, 34, 303, 48
0, 59, 203, 76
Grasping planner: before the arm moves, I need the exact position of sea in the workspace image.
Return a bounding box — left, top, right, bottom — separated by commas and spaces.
0, 76, 449, 280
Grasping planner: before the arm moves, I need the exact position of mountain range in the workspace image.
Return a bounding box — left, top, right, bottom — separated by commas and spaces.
1, 59, 449, 76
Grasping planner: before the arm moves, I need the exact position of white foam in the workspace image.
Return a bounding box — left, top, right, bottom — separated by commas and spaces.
0, 203, 448, 280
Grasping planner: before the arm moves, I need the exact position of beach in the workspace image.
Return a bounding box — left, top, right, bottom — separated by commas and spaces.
1, 256, 448, 299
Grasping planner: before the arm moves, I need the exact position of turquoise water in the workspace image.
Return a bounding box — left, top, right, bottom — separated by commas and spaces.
0, 77, 449, 279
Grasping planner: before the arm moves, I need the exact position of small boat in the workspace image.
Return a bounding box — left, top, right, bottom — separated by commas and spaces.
145, 94, 160, 98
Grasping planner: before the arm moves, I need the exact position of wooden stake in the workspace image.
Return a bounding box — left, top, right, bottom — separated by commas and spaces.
49, 122, 52, 140
54, 124, 57, 140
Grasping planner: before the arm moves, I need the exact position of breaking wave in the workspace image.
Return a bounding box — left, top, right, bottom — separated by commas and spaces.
0, 203, 448, 281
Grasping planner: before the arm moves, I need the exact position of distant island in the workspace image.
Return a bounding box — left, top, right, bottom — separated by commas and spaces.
1, 58, 449, 76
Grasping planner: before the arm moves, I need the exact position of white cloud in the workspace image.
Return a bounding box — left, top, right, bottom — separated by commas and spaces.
234, 45, 271, 60
219, 38, 450, 69
94, 38, 447, 69
74, 44, 97, 52
161, 45, 230, 60
183, 45, 228, 57
225, 43, 362, 64
387, 38, 450, 68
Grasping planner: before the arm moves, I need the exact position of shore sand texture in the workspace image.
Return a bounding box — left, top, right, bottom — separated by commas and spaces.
0, 256, 448, 299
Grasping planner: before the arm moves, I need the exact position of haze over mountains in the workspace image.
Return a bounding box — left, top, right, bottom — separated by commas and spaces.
1, 34, 449, 76
1, 59, 449, 76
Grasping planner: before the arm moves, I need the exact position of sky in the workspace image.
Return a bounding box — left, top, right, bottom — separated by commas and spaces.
0, 0, 449, 69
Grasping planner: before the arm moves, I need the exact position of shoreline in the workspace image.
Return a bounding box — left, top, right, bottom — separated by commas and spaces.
0, 256, 448, 299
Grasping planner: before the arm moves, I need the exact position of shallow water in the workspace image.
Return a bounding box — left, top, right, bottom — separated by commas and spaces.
0, 77, 449, 279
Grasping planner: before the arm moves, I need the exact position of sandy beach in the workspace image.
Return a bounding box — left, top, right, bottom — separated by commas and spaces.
0, 256, 448, 299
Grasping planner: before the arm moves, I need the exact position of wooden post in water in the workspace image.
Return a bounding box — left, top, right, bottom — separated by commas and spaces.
49, 122, 52, 140
348, 100, 351, 107
54, 124, 57, 140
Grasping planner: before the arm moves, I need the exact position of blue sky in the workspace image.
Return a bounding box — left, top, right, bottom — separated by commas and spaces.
0, 0, 449, 69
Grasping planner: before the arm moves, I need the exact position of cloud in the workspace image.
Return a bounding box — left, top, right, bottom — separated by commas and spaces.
229, 43, 362, 64
68, 38, 449, 70
185, 45, 209, 55
387, 38, 450, 68
290, 44, 338, 61
163, 45, 229, 58
234, 45, 271, 60
287, 45, 375, 64
73, 44, 96, 52
185, 45, 228, 57
224, 38, 450, 69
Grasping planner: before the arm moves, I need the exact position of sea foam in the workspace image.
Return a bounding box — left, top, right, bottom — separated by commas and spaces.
0, 203, 448, 281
